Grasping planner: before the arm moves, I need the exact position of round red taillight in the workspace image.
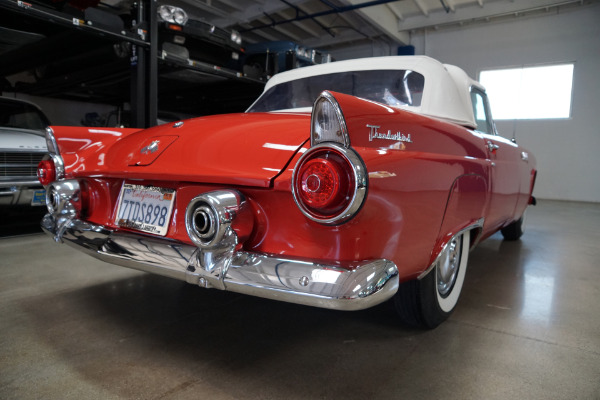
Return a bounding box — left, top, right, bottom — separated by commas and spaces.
37, 159, 56, 186
298, 158, 346, 209
293, 147, 359, 222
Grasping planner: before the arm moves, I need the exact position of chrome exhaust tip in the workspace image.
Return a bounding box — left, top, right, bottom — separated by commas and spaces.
185, 190, 244, 249
45, 180, 81, 217
46, 185, 60, 214
191, 205, 217, 240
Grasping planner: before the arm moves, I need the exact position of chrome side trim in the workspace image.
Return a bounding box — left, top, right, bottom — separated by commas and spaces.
42, 215, 399, 311
418, 218, 484, 280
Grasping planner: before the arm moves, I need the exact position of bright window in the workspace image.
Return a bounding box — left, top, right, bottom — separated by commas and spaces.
479, 63, 574, 120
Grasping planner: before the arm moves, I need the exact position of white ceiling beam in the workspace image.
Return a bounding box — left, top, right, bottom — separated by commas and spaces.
294, 1, 341, 38
174, 0, 229, 19
285, 1, 353, 43
387, 2, 405, 21
303, 29, 373, 49
399, 0, 585, 31
412, 0, 429, 16
344, 0, 410, 44
330, 7, 363, 30
242, 24, 280, 42
214, 0, 244, 12
211, 0, 308, 27
275, 11, 322, 38
444, 0, 456, 13
257, 16, 304, 41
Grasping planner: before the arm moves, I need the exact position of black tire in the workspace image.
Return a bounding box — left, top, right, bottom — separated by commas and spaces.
501, 211, 526, 241
394, 230, 470, 329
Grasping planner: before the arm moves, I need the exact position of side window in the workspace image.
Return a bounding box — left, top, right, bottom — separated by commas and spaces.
470, 89, 494, 135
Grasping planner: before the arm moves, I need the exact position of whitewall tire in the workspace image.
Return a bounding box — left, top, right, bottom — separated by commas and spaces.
394, 230, 470, 329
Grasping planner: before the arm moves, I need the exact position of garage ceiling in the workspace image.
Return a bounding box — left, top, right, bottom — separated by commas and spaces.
161, 0, 597, 50
1, 0, 596, 117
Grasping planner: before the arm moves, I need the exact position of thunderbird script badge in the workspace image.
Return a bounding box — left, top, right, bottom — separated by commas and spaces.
367, 124, 412, 143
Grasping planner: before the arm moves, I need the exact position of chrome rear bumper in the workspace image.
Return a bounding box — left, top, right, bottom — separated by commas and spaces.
41, 214, 399, 311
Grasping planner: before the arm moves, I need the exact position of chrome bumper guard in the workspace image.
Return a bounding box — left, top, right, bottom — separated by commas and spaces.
41, 214, 399, 311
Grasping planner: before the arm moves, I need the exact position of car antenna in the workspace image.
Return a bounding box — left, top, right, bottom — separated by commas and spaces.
511, 119, 518, 143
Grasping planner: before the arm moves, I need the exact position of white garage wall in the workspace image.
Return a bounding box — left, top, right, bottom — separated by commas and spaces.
333, 4, 600, 203
411, 4, 600, 203
329, 39, 398, 60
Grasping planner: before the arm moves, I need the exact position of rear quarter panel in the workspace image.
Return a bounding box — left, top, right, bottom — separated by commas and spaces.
343, 93, 491, 276
259, 93, 493, 280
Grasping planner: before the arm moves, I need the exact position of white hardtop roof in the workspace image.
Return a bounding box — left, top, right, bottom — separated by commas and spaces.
261, 55, 483, 129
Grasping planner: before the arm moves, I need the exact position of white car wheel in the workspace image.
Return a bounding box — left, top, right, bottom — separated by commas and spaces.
394, 230, 470, 328
435, 231, 469, 313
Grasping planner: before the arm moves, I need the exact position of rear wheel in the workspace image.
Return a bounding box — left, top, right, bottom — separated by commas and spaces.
394, 230, 470, 329
501, 211, 526, 241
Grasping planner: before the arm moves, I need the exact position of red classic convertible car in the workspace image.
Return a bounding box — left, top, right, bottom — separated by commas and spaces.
37, 56, 536, 328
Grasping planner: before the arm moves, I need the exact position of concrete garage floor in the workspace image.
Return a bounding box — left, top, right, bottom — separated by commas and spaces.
1, 200, 599, 400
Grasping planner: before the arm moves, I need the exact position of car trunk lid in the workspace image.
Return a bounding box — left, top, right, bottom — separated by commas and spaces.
92, 113, 311, 188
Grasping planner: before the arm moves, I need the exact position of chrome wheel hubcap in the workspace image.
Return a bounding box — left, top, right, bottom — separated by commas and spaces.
437, 236, 462, 297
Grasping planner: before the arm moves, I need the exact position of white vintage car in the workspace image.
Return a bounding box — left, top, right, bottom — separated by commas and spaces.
0, 97, 49, 208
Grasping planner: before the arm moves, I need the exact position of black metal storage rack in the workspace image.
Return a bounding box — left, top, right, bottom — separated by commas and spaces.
0, 0, 263, 128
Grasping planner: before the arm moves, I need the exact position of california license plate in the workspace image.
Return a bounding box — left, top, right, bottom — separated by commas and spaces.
115, 183, 176, 236
31, 189, 46, 206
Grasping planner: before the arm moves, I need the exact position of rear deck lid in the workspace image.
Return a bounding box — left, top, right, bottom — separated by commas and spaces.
102, 113, 311, 187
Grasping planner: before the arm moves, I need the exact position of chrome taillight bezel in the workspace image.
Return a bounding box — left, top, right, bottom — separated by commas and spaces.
38, 153, 65, 187
37, 159, 55, 186
292, 143, 367, 225
41, 127, 65, 187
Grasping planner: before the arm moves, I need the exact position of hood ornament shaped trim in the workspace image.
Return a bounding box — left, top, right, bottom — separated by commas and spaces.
141, 140, 160, 155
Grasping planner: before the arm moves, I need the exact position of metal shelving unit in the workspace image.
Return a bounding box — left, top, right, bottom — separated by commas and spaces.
0, 0, 263, 128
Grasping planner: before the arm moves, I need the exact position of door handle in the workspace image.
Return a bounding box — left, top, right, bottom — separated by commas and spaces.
487, 141, 500, 153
